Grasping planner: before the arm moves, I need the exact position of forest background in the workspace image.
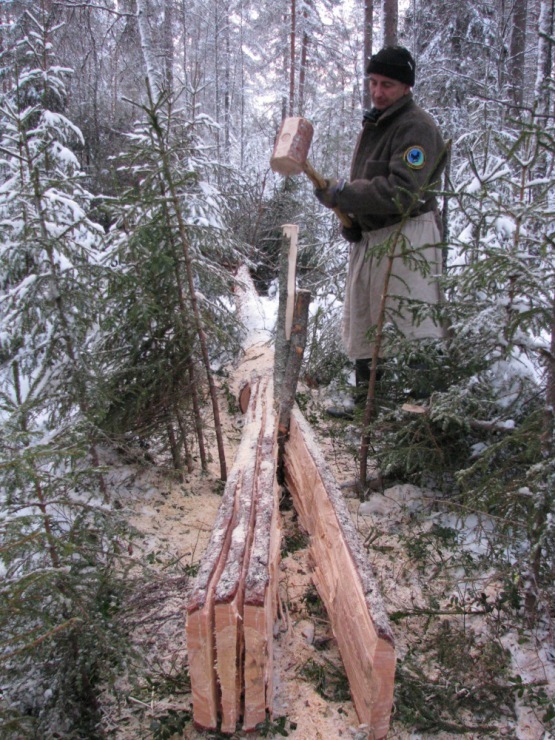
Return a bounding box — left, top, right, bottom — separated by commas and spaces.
0, 0, 554, 736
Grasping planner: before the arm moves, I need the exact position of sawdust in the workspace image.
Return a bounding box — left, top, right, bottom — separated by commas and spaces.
97, 273, 554, 739
98, 367, 555, 740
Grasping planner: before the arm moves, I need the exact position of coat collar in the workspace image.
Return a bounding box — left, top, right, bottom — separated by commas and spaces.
363, 92, 413, 126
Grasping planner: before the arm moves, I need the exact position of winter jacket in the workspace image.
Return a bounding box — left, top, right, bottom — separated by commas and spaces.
336, 93, 447, 232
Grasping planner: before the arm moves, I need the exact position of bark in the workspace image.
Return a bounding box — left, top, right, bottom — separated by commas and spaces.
145, 85, 227, 481
382, 0, 398, 46
163, 0, 174, 93
289, 0, 296, 116
298, 29, 308, 116
363, 0, 374, 111
509, 0, 528, 107
534, 0, 554, 118
136, 0, 164, 99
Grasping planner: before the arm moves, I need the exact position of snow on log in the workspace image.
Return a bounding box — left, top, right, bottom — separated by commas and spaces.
283, 406, 396, 740
186, 371, 280, 733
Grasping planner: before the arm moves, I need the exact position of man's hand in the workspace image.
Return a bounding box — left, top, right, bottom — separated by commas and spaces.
314, 178, 346, 209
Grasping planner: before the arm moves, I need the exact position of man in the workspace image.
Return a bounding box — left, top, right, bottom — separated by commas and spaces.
315, 45, 447, 407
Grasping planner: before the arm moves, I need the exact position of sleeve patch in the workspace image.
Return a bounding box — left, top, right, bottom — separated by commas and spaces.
404, 146, 426, 169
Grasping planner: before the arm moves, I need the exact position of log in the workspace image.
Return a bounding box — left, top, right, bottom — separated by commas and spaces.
186, 371, 280, 733
283, 406, 396, 739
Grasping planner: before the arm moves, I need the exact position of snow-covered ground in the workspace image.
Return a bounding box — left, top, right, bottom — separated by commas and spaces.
96, 269, 554, 739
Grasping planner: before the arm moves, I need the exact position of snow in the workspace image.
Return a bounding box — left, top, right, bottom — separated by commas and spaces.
235, 264, 277, 349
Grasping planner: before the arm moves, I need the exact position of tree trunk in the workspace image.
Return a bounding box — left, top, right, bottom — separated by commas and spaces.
382, 0, 398, 46
535, 0, 554, 118
188, 358, 209, 472
289, 0, 296, 116
136, 0, 164, 99
298, 30, 308, 116
163, 0, 174, 94
363, 0, 374, 111
145, 87, 227, 480
509, 0, 528, 107
544, 296, 555, 452
358, 241, 398, 488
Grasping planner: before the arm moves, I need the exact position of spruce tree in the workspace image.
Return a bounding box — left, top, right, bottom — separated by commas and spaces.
0, 7, 131, 734
101, 84, 245, 479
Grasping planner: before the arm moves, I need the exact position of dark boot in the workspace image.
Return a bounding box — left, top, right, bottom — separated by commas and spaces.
355, 358, 385, 408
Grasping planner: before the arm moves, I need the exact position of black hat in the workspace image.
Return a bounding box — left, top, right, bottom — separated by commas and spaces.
366, 46, 415, 86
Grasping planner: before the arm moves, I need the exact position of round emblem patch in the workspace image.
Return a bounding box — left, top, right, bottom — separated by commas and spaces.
404, 146, 426, 169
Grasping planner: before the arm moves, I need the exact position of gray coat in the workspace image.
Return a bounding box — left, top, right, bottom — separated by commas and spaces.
336, 93, 447, 232
336, 94, 448, 360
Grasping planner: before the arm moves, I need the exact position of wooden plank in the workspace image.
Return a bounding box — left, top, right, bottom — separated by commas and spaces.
185, 468, 239, 729
243, 383, 281, 730
213, 376, 269, 732
186, 371, 280, 733
283, 406, 396, 740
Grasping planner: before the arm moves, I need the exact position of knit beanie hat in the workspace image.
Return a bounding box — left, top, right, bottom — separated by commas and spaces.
366, 46, 416, 86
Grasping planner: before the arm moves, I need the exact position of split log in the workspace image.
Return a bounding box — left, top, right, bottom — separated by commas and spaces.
186, 372, 280, 733
283, 406, 396, 739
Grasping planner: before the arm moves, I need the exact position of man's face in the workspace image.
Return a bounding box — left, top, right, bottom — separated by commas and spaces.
369, 73, 410, 111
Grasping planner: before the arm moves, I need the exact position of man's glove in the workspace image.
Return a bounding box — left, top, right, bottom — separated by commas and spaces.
314, 178, 346, 209
341, 222, 363, 243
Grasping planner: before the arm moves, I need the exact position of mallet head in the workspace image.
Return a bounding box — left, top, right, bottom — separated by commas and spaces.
270, 117, 314, 177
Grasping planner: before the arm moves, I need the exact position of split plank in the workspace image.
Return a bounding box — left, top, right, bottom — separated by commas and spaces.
186, 371, 280, 733
283, 406, 396, 740
186, 468, 238, 730
243, 391, 281, 730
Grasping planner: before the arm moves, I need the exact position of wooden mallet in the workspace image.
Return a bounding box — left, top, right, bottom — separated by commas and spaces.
270, 116, 352, 228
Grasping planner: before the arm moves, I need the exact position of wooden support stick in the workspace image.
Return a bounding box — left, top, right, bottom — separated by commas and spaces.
274, 224, 298, 401
278, 289, 311, 441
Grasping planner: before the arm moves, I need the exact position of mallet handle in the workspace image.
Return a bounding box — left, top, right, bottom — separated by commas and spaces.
303, 161, 353, 228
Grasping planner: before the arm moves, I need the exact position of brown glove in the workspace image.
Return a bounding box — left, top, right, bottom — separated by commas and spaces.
314, 178, 346, 209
